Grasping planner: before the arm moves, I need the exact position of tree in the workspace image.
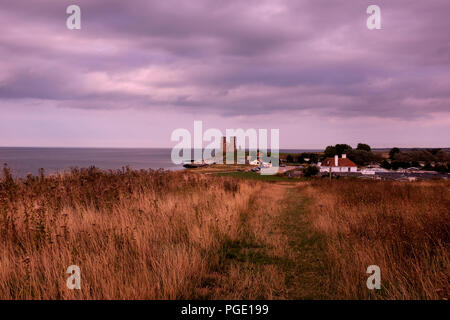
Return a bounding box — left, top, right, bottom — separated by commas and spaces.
324, 144, 352, 157
434, 164, 449, 173
436, 150, 450, 162
309, 153, 319, 163
302, 165, 319, 177
302, 153, 318, 163
324, 146, 336, 158
335, 144, 352, 156
380, 159, 391, 169
411, 161, 421, 168
427, 148, 442, 156
286, 154, 294, 163
357, 143, 371, 152
389, 147, 400, 159
423, 162, 433, 171
347, 149, 378, 166
391, 160, 410, 170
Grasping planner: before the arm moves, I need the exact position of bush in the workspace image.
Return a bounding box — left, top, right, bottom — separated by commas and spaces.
423, 162, 434, 171
303, 165, 319, 177
435, 164, 449, 173
380, 159, 391, 170
391, 160, 410, 170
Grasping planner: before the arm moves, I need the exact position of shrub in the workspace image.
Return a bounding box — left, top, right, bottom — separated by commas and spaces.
302, 165, 319, 177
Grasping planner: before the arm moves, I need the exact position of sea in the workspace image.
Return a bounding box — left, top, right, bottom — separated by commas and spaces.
0, 147, 320, 178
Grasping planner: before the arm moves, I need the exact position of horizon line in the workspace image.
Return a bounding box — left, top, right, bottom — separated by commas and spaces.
0, 145, 449, 150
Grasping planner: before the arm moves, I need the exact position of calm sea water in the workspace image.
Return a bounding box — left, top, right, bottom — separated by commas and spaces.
0, 147, 183, 178
0, 147, 319, 178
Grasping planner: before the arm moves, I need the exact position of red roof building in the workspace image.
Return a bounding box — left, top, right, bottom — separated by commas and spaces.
321, 157, 357, 167
319, 154, 358, 172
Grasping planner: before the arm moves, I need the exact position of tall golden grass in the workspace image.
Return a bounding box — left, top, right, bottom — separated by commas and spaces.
303, 179, 450, 299
1, 165, 448, 300
0, 166, 286, 299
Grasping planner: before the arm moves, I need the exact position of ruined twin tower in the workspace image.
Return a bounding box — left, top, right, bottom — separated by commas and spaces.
221, 136, 237, 164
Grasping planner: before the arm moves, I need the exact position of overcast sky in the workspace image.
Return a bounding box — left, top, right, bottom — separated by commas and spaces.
0, 0, 449, 148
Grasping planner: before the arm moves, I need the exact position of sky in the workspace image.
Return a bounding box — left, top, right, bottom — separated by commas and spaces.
0, 0, 449, 149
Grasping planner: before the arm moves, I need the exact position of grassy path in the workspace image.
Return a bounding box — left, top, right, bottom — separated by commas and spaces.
279, 183, 332, 299
210, 175, 450, 300
213, 180, 333, 299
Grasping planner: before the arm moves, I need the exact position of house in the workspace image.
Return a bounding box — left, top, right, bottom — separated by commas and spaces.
246, 151, 265, 166
318, 154, 358, 173
361, 165, 389, 175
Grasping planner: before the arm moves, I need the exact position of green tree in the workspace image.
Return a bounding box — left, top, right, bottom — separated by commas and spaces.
347, 150, 377, 166
380, 159, 391, 169
389, 147, 400, 159
434, 164, 448, 173
391, 160, 410, 169
423, 162, 433, 171
427, 148, 442, 156
309, 153, 319, 163
302, 165, 319, 177
324, 146, 336, 158
411, 161, 421, 168
356, 143, 371, 152
302, 153, 319, 163
335, 144, 352, 156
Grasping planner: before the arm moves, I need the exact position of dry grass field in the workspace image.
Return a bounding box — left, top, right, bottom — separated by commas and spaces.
0, 166, 288, 299
303, 179, 450, 299
0, 166, 448, 299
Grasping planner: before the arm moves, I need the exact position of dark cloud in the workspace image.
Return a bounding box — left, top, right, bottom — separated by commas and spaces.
0, 0, 449, 120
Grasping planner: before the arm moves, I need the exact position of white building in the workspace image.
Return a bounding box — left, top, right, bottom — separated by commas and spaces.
318, 154, 358, 173
247, 152, 265, 166
361, 167, 389, 175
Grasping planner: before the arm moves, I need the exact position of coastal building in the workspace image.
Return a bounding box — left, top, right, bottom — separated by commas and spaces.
246, 151, 264, 166
318, 154, 358, 173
